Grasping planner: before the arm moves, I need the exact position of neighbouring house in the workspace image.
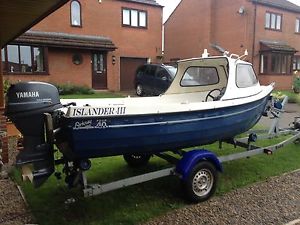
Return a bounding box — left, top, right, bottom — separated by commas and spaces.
1, 0, 163, 91
164, 0, 300, 90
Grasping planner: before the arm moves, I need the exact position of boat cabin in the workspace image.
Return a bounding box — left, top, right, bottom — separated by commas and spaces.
165, 55, 261, 103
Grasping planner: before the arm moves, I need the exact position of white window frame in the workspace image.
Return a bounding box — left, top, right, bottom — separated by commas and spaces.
122, 8, 147, 28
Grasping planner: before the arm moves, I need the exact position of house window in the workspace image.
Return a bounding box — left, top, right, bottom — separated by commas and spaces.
2, 45, 47, 74
296, 18, 300, 33
122, 8, 147, 28
260, 52, 292, 75
1, 48, 5, 72
71, 0, 81, 27
293, 56, 300, 71
265, 12, 282, 31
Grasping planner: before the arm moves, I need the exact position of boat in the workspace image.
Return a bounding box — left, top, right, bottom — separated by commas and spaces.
5, 50, 274, 187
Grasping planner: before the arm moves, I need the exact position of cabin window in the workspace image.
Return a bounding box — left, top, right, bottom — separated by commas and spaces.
265, 12, 282, 31
236, 64, 258, 88
71, 0, 82, 27
2, 45, 47, 74
181, 67, 219, 87
122, 8, 147, 28
260, 52, 292, 75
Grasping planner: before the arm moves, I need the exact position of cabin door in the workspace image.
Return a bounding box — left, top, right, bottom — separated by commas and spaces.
92, 52, 107, 89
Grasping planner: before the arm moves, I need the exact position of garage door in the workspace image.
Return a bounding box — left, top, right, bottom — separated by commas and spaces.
120, 57, 148, 91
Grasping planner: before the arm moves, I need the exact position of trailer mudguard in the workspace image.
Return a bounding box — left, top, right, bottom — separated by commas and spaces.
176, 149, 222, 181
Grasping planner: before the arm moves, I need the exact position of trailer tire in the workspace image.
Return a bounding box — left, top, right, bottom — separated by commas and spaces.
183, 161, 218, 203
123, 154, 151, 167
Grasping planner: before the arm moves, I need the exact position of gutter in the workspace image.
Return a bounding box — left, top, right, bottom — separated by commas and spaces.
251, 2, 257, 63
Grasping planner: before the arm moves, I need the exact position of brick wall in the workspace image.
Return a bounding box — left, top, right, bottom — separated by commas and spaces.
0, 52, 8, 165
3, 0, 163, 91
164, 0, 213, 61
252, 4, 300, 90
164, 0, 300, 90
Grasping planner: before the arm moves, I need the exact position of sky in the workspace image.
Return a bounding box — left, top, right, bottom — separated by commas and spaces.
156, 0, 181, 23
157, 0, 300, 23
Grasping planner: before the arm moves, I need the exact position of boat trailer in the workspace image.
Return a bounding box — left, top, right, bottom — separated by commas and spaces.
51, 96, 300, 203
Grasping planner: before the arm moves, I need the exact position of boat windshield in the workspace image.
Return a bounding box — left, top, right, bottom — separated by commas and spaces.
181, 67, 219, 87
236, 64, 258, 88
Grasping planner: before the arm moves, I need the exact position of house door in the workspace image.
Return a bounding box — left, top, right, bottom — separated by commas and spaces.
92, 52, 107, 89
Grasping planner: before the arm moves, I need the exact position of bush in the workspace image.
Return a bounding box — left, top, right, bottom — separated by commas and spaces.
3, 79, 11, 94
55, 83, 94, 95
293, 76, 300, 93
273, 90, 300, 104
272, 91, 285, 102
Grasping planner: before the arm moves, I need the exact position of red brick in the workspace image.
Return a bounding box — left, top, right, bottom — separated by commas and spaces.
4, 1, 163, 91
164, 0, 300, 90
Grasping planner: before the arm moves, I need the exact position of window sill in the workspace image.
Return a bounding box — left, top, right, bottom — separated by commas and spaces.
71, 24, 82, 28
264, 28, 282, 32
122, 24, 147, 29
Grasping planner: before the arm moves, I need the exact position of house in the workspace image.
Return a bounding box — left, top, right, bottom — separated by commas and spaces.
1, 0, 163, 91
164, 0, 300, 90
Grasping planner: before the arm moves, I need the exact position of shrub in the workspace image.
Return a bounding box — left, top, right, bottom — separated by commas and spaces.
55, 83, 94, 95
272, 91, 285, 102
293, 76, 300, 93
273, 90, 300, 104
3, 79, 11, 94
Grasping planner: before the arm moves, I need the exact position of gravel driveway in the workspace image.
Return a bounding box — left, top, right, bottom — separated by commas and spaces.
144, 170, 300, 225
0, 178, 32, 225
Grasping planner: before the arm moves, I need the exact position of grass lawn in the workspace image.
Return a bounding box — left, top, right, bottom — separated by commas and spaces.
11, 133, 300, 225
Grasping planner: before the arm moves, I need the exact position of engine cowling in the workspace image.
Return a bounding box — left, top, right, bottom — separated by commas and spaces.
5, 81, 62, 187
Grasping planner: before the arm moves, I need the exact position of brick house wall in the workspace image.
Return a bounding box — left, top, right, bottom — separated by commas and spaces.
164, 0, 253, 61
0, 52, 8, 164
164, 0, 300, 90
252, 4, 300, 89
3, 0, 163, 91
164, 0, 213, 60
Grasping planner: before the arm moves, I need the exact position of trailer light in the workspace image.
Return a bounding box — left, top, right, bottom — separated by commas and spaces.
263, 149, 272, 155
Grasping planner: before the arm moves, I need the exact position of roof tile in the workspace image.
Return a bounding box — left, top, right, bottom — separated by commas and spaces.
252, 0, 300, 13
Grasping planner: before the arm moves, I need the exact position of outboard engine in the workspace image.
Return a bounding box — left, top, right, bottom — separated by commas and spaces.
5, 82, 62, 187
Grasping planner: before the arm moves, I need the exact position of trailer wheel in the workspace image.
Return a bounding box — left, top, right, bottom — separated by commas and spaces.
123, 154, 151, 167
183, 161, 218, 203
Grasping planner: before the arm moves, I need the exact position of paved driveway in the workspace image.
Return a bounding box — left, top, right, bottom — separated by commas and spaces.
259, 103, 300, 128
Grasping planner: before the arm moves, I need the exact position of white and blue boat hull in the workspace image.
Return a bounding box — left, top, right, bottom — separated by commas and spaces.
62, 94, 270, 159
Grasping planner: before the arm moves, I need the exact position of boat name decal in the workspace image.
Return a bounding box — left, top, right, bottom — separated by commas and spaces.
71, 107, 126, 116
74, 119, 108, 130
16, 91, 39, 98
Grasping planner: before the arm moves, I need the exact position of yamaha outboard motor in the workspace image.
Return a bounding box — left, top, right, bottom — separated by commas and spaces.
5, 82, 62, 187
